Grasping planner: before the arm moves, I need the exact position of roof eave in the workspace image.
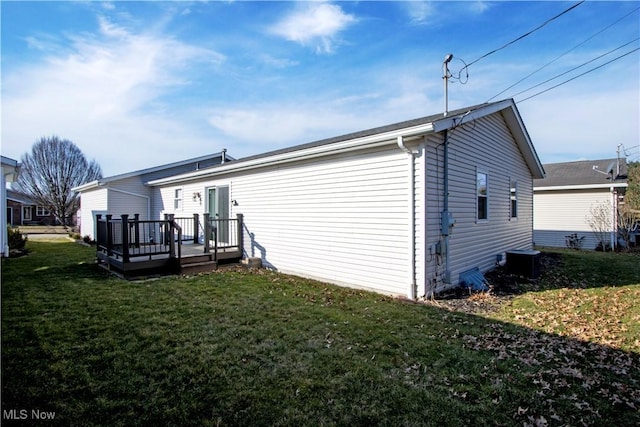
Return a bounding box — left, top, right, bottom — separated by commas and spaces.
534, 182, 628, 191
433, 99, 545, 179
147, 123, 437, 186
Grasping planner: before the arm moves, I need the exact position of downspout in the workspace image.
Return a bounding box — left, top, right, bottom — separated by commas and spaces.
397, 136, 418, 300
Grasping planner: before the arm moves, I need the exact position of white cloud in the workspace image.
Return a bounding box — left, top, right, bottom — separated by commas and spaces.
2, 16, 226, 174
258, 54, 299, 69
270, 2, 356, 54
406, 1, 435, 25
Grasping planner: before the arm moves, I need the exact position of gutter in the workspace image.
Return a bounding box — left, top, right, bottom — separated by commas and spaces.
534, 182, 628, 191
147, 123, 436, 186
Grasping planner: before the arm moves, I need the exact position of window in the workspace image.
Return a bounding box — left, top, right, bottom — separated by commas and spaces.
174, 188, 183, 210
36, 206, 50, 216
477, 171, 488, 220
23, 207, 32, 221
510, 181, 518, 218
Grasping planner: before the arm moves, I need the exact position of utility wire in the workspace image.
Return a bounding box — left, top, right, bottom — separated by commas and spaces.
511, 37, 640, 98
516, 47, 639, 103
487, 6, 640, 102
462, 0, 585, 71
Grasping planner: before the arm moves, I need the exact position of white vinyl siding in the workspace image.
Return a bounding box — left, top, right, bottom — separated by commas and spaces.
533, 189, 614, 249
158, 145, 418, 296
78, 187, 108, 239
77, 176, 151, 239
425, 114, 535, 294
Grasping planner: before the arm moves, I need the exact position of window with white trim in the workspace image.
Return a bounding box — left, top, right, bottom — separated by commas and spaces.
477, 171, 488, 220
510, 180, 518, 219
36, 206, 50, 216
174, 188, 183, 210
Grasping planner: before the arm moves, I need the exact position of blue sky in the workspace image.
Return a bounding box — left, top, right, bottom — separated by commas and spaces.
2, 1, 639, 176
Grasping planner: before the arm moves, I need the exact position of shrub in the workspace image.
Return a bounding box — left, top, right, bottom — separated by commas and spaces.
7, 226, 27, 251
82, 235, 95, 245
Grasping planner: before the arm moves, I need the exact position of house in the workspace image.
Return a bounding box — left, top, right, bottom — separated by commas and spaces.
533, 158, 628, 250
73, 150, 232, 239
76, 99, 544, 298
2, 156, 20, 257
6, 189, 60, 226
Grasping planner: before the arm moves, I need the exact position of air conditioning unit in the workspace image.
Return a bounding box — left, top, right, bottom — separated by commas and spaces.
506, 250, 541, 279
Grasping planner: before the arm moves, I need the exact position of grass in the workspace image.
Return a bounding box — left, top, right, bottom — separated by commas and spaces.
492, 249, 640, 352
2, 242, 639, 426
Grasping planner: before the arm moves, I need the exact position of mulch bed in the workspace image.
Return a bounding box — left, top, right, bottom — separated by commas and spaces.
429, 252, 563, 315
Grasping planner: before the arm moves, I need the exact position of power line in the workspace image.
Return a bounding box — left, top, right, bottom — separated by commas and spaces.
511, 37, 639, 99
516, 47, 640, 103
487, 6, 640, 102
462, 1, 585, 71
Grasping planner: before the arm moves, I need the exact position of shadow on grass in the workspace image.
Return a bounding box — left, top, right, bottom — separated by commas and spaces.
485, 249, 640, 295
2, 242, 639, 426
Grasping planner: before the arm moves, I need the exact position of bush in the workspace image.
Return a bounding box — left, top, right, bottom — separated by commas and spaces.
82, 235, 95, 245
7, 226, 27, 251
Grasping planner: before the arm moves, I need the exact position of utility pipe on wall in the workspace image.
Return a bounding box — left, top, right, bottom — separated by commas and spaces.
442, 129, 452, 283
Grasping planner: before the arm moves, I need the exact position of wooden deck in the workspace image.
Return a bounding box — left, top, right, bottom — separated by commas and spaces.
96, 214, 244, 277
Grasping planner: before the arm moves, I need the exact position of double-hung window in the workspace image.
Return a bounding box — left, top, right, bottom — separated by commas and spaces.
174, 188, 183, 211
477, 171, 488, 220
510, 180, 518, 219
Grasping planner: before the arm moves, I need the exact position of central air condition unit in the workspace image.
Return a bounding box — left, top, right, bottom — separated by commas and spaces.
506, 250, 541, 279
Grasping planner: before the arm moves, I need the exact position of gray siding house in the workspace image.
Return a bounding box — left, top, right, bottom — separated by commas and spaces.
76, 99, 544, 298
534, 158, 628, 249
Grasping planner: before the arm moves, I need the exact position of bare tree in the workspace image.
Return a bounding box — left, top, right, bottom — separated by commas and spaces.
17, 136, 102, 227
586, 201, 612, 251
617, 204, 639, 250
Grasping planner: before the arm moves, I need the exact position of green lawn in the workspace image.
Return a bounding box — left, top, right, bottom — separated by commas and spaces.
2, 242, 639, 426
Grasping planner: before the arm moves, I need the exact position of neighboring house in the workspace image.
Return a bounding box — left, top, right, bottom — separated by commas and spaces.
6, 189, 59, 226
73, 151, 232, 239
2, 156, 20, 257
533, 158, 628, 250
76, 99, 544, 298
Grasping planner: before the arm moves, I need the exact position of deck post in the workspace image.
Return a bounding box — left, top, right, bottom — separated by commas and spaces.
96, 213, 102, 245
133, 213, 140, 248
167, 214, 175, 257
106, 215, 113, 257
193, 213, 199, 244
203, 213, 211, 253
121, 214, 130, 263
236, 213, 244, 256
163, 214, 170, 245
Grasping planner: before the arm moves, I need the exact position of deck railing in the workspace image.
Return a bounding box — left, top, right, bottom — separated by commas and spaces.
201, 213, 244, 260
96, 214, 182, 262
96, 213, 243, 265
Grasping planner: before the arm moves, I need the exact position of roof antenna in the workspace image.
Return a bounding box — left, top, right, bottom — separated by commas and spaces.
443, 54, 453, 117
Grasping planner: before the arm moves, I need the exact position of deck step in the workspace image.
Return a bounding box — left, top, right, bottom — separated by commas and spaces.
179, 260, 219, 274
